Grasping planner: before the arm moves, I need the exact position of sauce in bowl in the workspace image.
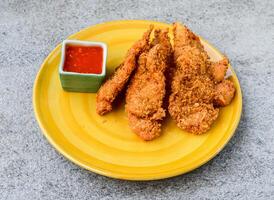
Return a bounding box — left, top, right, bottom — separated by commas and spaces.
63, 45, 103, 74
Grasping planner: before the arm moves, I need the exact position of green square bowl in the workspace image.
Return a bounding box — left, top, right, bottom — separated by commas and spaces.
59, 40, 107, 93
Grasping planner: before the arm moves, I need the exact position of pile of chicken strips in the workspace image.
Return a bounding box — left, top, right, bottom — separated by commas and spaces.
96, 22, 236, 141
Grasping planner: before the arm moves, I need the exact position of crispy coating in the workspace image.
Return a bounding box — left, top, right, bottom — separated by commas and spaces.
210, 57, 229, 83
214, 79, 236, 106
175, 46, 209, 77
127, 114, 162, 141
173, 103, 219, 134
96, 25, 153, 115
169, 74, 216, 106
125, 29, 172, 140
168, 74, 218, 134
169, 22, 234, 134
173, 22, 205, 61
126, 52, 166, 120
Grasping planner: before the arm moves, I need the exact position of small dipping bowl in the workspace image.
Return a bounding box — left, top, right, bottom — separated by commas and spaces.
59, 40, 107, 93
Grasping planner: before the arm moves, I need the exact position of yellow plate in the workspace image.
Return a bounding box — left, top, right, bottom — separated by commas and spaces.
33, 20, 242, 180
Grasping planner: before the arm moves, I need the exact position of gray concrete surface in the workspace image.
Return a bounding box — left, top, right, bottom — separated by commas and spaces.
1, 0, 274, 199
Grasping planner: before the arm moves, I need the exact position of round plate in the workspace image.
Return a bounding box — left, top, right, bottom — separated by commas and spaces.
33, 20, 242, 180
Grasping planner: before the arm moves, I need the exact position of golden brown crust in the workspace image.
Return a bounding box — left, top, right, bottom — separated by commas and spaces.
174, 103, 219, 134
169, 22, 234, 134
128, 113, 162, 141
173, 22, 205, 60
125, 29, 172, 140
210, 57, 229, 83
96, 25, 153, 115
214, 79, 236, 107
125, 53, 166, 119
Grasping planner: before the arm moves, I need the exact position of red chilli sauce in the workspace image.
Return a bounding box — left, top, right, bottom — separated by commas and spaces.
63, 45, 103, 74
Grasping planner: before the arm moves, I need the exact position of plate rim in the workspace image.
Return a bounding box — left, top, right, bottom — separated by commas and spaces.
33, 19, 243, 181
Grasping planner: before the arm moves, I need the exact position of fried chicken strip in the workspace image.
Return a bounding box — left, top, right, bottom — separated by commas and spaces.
125, 29, 172, 140
96, 26, 153, 115
169, 22, 236, 134
168, 22, 219, 134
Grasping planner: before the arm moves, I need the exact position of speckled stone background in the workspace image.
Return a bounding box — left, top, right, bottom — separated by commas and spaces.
1, 0, 274, 199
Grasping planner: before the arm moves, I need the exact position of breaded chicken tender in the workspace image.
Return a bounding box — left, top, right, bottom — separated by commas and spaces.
96, 26, 153, 115
169, 22, 235, 134
125, 29, 172, 140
